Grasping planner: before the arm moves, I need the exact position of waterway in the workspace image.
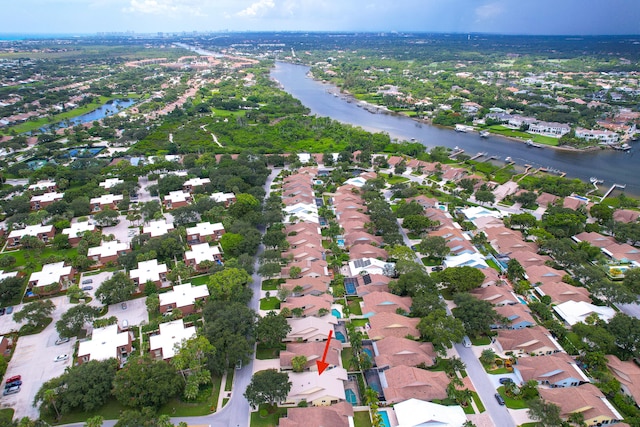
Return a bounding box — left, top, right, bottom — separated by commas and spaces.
45, 98, 136, 130
271, 62, 640, 196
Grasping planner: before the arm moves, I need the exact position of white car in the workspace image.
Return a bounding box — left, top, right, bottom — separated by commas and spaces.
54, 354, 69, 362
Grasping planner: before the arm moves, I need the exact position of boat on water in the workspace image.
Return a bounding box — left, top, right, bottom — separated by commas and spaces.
525, 139, 542, 148
590, 177, 604, 184
479, 130, 490, 138
505, 156, 512, 162
455, 124, 474, 133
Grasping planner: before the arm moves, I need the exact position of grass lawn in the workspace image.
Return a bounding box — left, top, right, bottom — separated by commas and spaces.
3, 247, 78, 269
353, 411, 372, 427
486, 258, 502, 272
470, 336, 492, 346
497, 386, 530, 410
519, 423, 538, 427
428, 358, 450, 372
421, 257, 443, 266
225, 368, 234, 390
341, 346, 355, 371
261, 279, 283, 291
210, 374, 222, 412
384, 174, 409, 184
260, 297, 281, 310
19, 317, 53, 336
45, 397, 127, 425
463, 403, 475, 414
347, 298, 363, 316
222, 398, 229, 407
190, 274, 212, 287
350, 318, 369, 327
487, 366, 512, 375
250, 404, 287, 427
487, 126, 559, 146
256, 343, 284, 360
0, 409, 14, 424
472, 391, 486, 413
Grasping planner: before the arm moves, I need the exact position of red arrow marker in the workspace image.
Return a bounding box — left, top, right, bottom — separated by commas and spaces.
316, 330, 333, 375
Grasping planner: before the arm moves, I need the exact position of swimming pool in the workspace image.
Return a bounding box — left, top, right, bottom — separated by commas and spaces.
363, 348, 374, 359
335, 331, 346, 343
379, 410, 391, 427
332, 308, 342, 319
517, 296, 527, 304
337, 238, 345, 247
345, 282, 357, 295
345, 389, 357, 405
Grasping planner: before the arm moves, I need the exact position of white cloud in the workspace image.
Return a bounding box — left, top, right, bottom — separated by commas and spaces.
124, 0, 205, 16
475, 1, 504, 21
236, 0, 275, 18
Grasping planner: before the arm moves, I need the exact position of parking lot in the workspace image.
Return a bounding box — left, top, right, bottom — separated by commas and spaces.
105, 295, 149, 330
101, 216, 139, 245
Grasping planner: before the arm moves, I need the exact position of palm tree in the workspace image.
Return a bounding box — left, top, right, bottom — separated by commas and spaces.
43, 388, 60, 419
364, 387, 379, 406
447, 356, 466, 376
480, 348, 497, 366
84, 415, 104, 427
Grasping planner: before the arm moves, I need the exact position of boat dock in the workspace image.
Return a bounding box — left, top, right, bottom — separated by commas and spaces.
468, 152, 488, 161
601, 183, 627, 202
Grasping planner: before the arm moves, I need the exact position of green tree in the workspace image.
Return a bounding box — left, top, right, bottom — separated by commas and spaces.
480, 348, 497, 366
84, 415, 104, 427
0, 276, 25, 305
452, 294, 501, 337
607, 313, 640, 360
527, 398, 563, 427
93, 208, 120, 227
506, 259, 526, 282
291, 355, 307, 372
95, 272, 137, 305
207, 267, 252, 303
219, 232, 244, 257
255, 311, 291, 348
113, 356, 182, 408
418, 236, 450, 259
417, 310, 465, 352
13, 299, 55, 329
244, 369, 292, 408
434, 266, 485, 294
56, 304, 101, 338
172, 336, 215, 400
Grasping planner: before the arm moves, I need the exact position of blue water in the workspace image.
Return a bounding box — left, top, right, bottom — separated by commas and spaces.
345, 281, 357, 295
42, 99, 136, 131
332, 308, 342, 319
379, 411, 391, 427
363, 348, 374, 359
518, 297, 527, 304
67, 147, 103, 157
345, 389, 357, 405
337, 238, 345, 247
335, 331, 346, 343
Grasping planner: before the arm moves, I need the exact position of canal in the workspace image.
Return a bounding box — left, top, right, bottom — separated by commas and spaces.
271, 62, 640, 196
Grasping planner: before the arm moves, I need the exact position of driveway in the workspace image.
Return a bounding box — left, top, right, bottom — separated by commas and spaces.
487, 372, 521, 388
1, 296, 77, 419
104, 296, 148, 329
79, 271, 115, 306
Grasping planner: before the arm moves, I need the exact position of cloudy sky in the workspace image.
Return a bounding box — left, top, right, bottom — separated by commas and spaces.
3, 0, 639, 35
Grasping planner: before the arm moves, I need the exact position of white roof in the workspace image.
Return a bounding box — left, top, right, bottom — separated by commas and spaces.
159, 283, 209, 309
186, 222, 224, 237
28, 180, 56, 190
348, 258, 395, 276
288, 367, 347, 403
99, 178, 124, 189
284, 203, 319, 224
87, 240, 129, 258
210, 192, 235, 203
8, 224, 53, 239
30, 192, 64, 203
149, 319, 196, 360
0, 270, 18, 282
62, 221, 95, 239
287, 315, 338, 341
78, 324, 130, 362
344, 177, 367, 187
29, 262, 72, 287
443, 253, 489, 269
460, 206, 502, 221
164, 190, 191, 204
90, 193, 124, 205
553, 300, 616, 326
184, 243, 221, 265
143, 219, 175, 237
394, 398, 467, 427
129, 259, 168, 284
183, 177, 210, 187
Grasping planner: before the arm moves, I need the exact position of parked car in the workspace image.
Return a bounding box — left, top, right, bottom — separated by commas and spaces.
5, 307, 12, 314
82, 286, 93, 291
55, 337, 70, 345
5, 375, 21, 384
54, 354, 69, 362
0, 308, 5, 316
121, 302, 127, 310
81, 279, 93, 285
499, 377, 513, 385
3, 386, 20, 396
495, 393, 505, 405
432, 266, 444, 272
5, 380, 21, 388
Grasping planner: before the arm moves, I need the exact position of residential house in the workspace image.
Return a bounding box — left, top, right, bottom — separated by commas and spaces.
143, 219, 175, 238
77, 324, 132, 365
607, 354, 640, 404
494, 326, 563, 356
280, 294, 333, 317
471, 285, 519, 306
613, 209, 640, 224
7, 224, 54, 247
525, 265, 566, 286
62, 221, 96, 246
284, 315, 338, 342
184, 243, 223, 269
98, 178, 124, 189
367, 312, 420, 340
159, 283, 209, 315
182, 177, 211, 193
539, 384, 623, 426
380, 366, 449, 403
553, 300, 616, 326
280, 340, 343, 371
30, 192, 64, 210
129, 259, 168, 289
393, 398, 468, 427
284, 203, 320, 224
354, 274, 393, 296
494, 304, 536, 329
28, 180, 57, 192
507, 250, 552, 268
28, 262, 74, 290
163, 190, 192, 210
285, 367, 348, 406
361, 291, 412, 316
281, 259, 329, 280
87, 240, 131, 265
348, 258, 395, 277
575, 128, 620, 145
279, 402, 353, 427
149, 319, 196, 361
281, 277, 331, 297
373, 336, 437, 368
90, 194, 123, 212
528, 121, 570, 137
210, 192, 236, 207
186, 222, 225, 243
514, 352, 590, 387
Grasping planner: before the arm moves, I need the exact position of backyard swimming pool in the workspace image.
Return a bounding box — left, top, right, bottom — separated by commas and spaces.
346, 389, 357, 405
380, 410, 391, 427
363, 348, 374, 359
335, 331, 346, 343
332, 308, 342, 318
